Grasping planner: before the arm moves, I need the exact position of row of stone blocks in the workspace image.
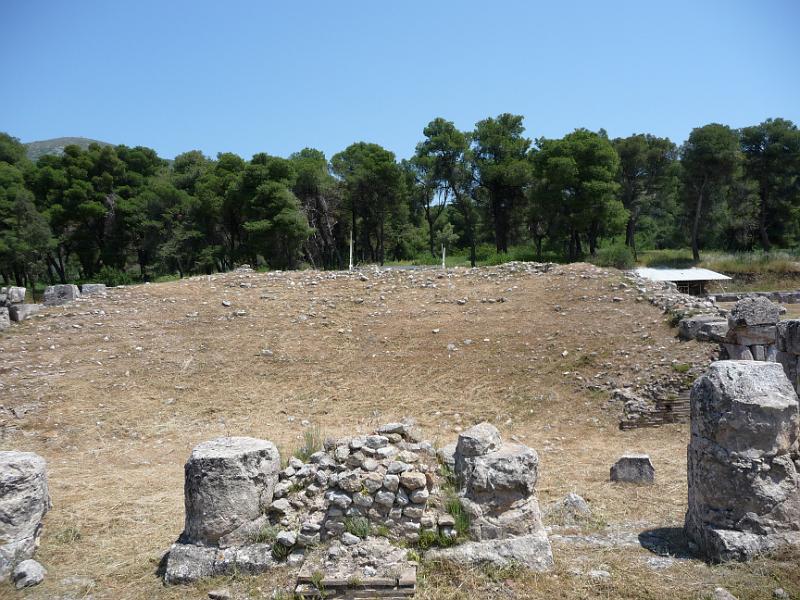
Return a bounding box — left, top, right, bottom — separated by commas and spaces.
0, 283, 107, 329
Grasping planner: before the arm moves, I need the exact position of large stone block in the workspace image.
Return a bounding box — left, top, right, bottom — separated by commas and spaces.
777, 320, 800, 354
425, 530, 553, 570
0, 307, 9, 330
728, 325, 777, 346
728, 297, 781, 328
80, 283, 107, 296
685, 361, 800, 562
678, 314, 726, 341
9, 304, 41, 323
5, 287, 25, 304
43, 284, 80, 306
182, 437, 280, 546
0, 452, 51, 580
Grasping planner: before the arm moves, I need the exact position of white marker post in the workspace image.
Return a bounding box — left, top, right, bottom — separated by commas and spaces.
441, 244, 446, 269
349, 230, 354, 271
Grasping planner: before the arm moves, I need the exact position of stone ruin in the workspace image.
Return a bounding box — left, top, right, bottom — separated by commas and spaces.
163, 421, 553, 594
720, 297, 782, 361
0, 286, 40, 329
685, 360, 800, 562
0, 283, 107, 330
0, 451, 50, 588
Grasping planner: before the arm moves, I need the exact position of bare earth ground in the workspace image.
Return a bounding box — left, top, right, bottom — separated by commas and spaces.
0, 263, 797, 600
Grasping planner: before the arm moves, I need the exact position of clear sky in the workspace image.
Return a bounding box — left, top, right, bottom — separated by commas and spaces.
2, 0, 798, 160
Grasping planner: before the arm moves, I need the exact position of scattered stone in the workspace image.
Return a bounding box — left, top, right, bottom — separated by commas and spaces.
712, 587, 738, 600
208, 588, 231, 600
610, 454, 655, 484
11, 559, 46, 588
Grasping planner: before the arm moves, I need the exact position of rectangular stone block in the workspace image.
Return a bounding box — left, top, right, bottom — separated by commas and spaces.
6, 286, 25, 304
43, 284, 80, 306
9, 304, 41, 322
731, 325, 776, 346
0, 307, 9, 329
777, 320, 800, 354
80, 283, 107, 296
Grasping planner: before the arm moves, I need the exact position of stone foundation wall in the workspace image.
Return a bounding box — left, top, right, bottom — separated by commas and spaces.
777, 320, 800, 394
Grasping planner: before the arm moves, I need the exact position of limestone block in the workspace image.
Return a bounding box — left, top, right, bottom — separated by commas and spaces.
685, 360, 800, 562
777, 320, 800, 354
610, 453, 655, 484
43, 284, 80, 306
9, 304, 41, 322
728, 297, 781, 328
80, 283, 107, 296
455, 422, 501, 457
0, 452, 50, 580
182, 437, 280, 546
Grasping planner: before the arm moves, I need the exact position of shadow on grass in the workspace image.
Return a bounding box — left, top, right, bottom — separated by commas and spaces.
638, 526, 695, 559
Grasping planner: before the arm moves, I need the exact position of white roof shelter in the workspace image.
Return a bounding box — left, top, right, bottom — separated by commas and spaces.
634, 267, 731, 282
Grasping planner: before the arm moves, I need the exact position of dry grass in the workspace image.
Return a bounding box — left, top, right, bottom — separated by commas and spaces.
0, 263, 791, 599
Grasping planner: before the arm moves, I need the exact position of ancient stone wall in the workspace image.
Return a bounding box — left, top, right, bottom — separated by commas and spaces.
163, 420, 552, 586
720, 297, 781, 361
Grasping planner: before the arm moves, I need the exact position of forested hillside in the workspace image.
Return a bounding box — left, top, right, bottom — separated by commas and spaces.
1, 115, 799, 288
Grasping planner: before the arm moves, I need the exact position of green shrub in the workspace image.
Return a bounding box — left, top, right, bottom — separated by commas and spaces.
445, 496, 470, 537
344, 516, 371, 538
293, 425, 323, 462
89, 266, 134, 287
251, 524, 279, 544
271, 540, 292, 561
592, 244, 635, 270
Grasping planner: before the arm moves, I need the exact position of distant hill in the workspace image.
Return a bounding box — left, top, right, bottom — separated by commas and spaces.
24, 137, 113, 161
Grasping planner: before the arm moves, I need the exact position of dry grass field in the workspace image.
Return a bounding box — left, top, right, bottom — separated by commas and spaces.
0, 263, 797, 600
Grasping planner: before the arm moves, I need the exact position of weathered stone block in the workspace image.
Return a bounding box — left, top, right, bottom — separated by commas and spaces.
610, 453, 655, 484
6, 287, 25, 304
685, 360, 800, 562
777, 320, 800, 354
455, 422, 501, 457
728, 297, 781, 328
678, 314, 726, 341
0, 307, 9, 330
9, 304, 41, 322
80, 283, 107, 296
425, 530, 553, 570
182, 437, 280, 546
0, 452, 51, 580
729, 325, 777, 346
11, 559, 45, 588
43, 284, 80, 306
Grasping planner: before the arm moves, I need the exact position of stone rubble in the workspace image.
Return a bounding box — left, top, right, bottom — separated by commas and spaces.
720, 297, 782, 362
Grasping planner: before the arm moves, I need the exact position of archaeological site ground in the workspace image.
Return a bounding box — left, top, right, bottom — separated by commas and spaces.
1, 263, 799, 600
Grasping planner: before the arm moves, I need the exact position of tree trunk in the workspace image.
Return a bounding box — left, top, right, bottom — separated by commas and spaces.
759, 184, 771, 251
691, 191, 704, 262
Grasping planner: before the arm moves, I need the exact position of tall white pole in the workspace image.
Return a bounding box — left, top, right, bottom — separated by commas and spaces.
349, 229, 354, 271
441, 243, 446, 269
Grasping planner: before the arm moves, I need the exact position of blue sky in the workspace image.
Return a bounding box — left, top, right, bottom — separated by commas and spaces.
1, 1, 798, 160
